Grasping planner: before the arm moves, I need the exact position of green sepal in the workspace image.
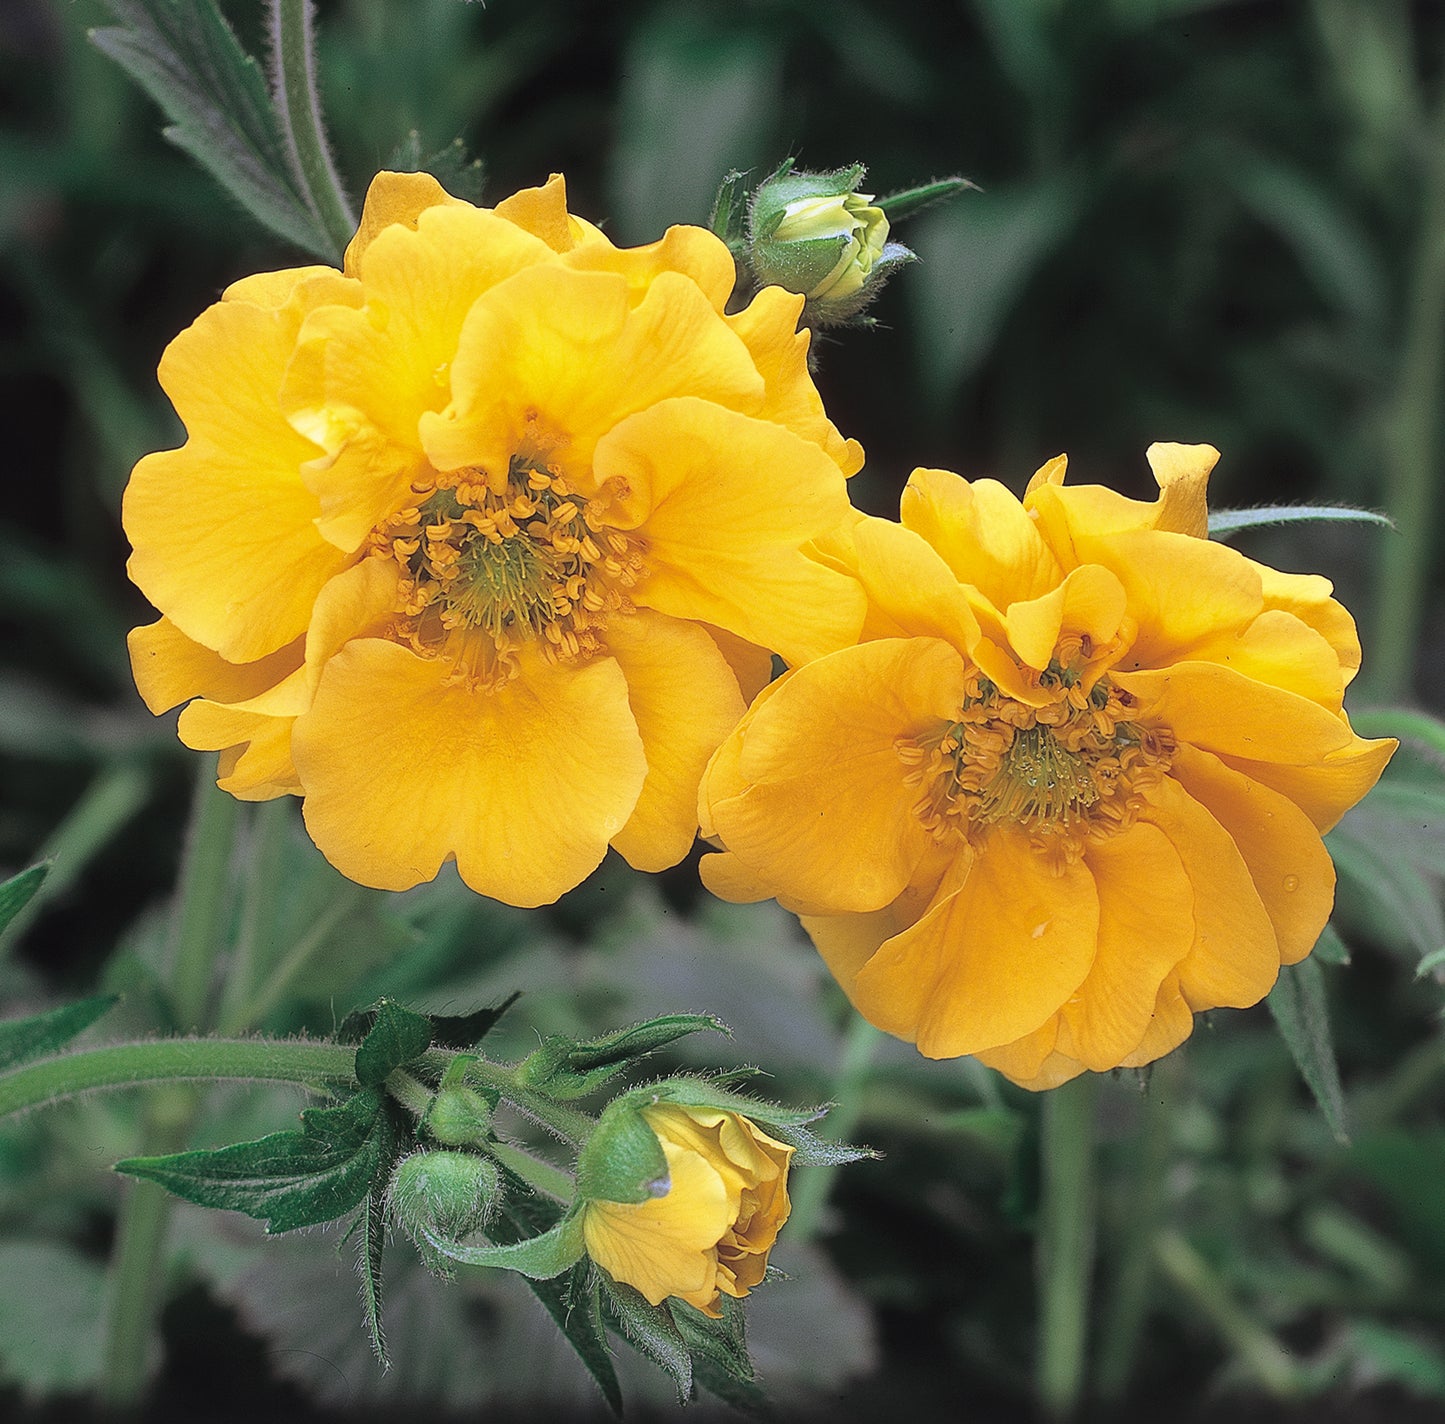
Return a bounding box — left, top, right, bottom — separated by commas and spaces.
876, 175, 979, 222
599, 1277, 693, 1404
419, 1209, 585, 1280
671, 1294, 756, 1386
1208, 504, 1393, 541
575, 1098, 669, 1205
386, 130, 486, 204
0, 995, 119, 1073
708, 168, 750, 247
428, 992, 520, 1050
515, 1014, 727, 1099
0, 863, 48, 936
116, 1086, 397, 1232
748, 160, 865, 242
352, 999, 433, 1087
90, 0, 333, 257
1268, 958, 1349, 1145
356, 1187, 389, 1369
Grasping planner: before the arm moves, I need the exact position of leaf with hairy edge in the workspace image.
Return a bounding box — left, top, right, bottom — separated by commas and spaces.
420, 1212, 586, 1280
600, 1278, 693, 1403
429, 992, 521, 1050
354, 999, 433, 1087
0, 864, 47, 936
117, 1087, 394, 1232
1209, 504, 1393, 541
0, 995, 118, 1073
517, 1014, 728, 1099
1268, 959, 1349, 1145
357, 1187, 389, 1370
671, 1294, 754, 1384
90, 0, 332, 256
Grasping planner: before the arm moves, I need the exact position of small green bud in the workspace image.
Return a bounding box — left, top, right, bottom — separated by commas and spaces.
389, 1149, 501, 1245
425, 1084, 494, 1147
747, 162, 910, 325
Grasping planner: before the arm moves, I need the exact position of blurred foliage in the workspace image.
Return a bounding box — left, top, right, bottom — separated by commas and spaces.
3, 0, 1445, 1420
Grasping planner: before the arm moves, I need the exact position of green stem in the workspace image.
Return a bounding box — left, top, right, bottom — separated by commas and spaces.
386, 1068, 435, 1119
490, 1141, 576, 1204
1152, 1229, 1301, 1396
465, 1059, 596, 1149
1035, 1074, 1099, 1418
1369, 94, 1445, 700
787, 1014, 882, 1244
270, 0, 355, 261
0, 762, 150, 958
168, 770, 242, 1032
0, 1037, 358, 1120
216, 799, 293, 1034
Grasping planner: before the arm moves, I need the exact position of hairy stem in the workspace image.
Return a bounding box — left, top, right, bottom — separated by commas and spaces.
269, 0, 355, 260
465, 1059, 597, 1149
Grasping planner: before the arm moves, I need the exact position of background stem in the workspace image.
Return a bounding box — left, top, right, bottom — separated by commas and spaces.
1035, 1073, 1099, 1417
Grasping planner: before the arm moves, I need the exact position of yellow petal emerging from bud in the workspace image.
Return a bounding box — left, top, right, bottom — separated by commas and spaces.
771, 192, 890, 302
581, 1103, 793, 1316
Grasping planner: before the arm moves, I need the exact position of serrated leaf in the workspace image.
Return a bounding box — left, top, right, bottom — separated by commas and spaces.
117, 1087, 394, 1232
671, 1293, 754, 1383
1208, 504, 1393, 540
0, 995, 117, 1072
90, 0, 332, 256
429, 992, 520, 1049
357, 1187, 388, 1369
354, 999, 433, 1087
0, 864, 48, 936
1267, 959, 1348, 1144
600, 1278, 693, 1403
421, 1211, 585, 1280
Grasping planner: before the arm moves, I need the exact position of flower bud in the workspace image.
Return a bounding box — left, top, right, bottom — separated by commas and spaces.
748, 164, 907, 324
389, 1149, 501, 1245
425, 1084, 494, 1147
578, 1101, 793, 1318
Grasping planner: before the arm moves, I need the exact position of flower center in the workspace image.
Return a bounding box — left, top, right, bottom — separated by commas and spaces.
369, 458, 645, 685
898, 663, 1173, 869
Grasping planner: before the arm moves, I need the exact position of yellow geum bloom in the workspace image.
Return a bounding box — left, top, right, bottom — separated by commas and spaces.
581, 1103, 793, 1316
699, 446, 1397, 1089
125, 171, 864, 906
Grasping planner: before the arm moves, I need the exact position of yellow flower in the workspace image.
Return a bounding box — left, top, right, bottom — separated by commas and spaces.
699, 446, 1397, 1089
770, 191, 890, 302
581, 1103, 792, 1316
125, 171, 864, 906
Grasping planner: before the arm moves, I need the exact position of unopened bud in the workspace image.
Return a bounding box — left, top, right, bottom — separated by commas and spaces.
425, 1084, 494, 1147
389, 1149, 500, 1245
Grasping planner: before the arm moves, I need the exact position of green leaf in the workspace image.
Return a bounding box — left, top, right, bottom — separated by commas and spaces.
354, 999, 433, 1087
877, 175, 978, 223
1312, 922, 1352, 967
420, 1211, 585, 1280
0, 864, 48, 936
517, 1014, 728, 1099
671, 1294, 754, 1384
429, 992, 520, 1049
1208, 504, 1393, 540
1267, 959, 1348, 1144
357, 1187, 389, 1369
0, 994, 118, 1072
1346, 1321, 1445, 1397
90, 0, 332, 256
116, 1087, 395, 1232
599, 1277, 693, 1404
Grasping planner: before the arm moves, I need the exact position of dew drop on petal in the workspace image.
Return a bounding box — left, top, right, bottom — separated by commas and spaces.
1283, 874, 1300, 892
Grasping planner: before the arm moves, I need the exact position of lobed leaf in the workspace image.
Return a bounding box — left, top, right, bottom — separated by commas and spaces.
0, 995, 118, 1073
116, 1087, 395, 1232
429, 992, 521, 1050
353, 999, 433, 1087
90, 0, 332, 256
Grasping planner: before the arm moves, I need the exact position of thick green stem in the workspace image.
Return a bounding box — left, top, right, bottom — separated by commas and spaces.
465, 1059, 597, 1149
1369, 95, 1445, 700
1035, 1074, 1099, 1417
490, 1142, 576, 1204
787, 1014, 882, 1244
0, 1037, 360, 1120
270, 0, 355, 260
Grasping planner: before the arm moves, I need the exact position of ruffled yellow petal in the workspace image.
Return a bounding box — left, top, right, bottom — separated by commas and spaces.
127, 617, 302, 715
1118, 972, 1194, 1068
583, 1140, 731, 1309
291, 641, 647, 904
1171, 744, 1334, 965
701, 624, 774, 705
493, 172, 586, 252
1141, 777, 1279, 1010
1115, 662, 1356, 765
708, 640, 967, 913
606, 610, 746, 872
597, 397, 864, 664
1175, 608, 1347, 710
1054, 822, 1195, 1071
1145, 442, 1215, 538
901, 469, 1063, 609
849, 515, 980, 654
1254, 565, 1363, 686
124, 286, 356, 661
178, 696, 302, 800
343, 170, 466, 275
1002, 563, 1129, 673
222, 266, 352, 308
421, 267, 764, 482
286, 205, 562, 549
725, 284, 864, 475
563, 223, 737, 312
977, 1045, 1087, 1092
854, 829, 1100, 1057
1219, 734, 1397, 833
